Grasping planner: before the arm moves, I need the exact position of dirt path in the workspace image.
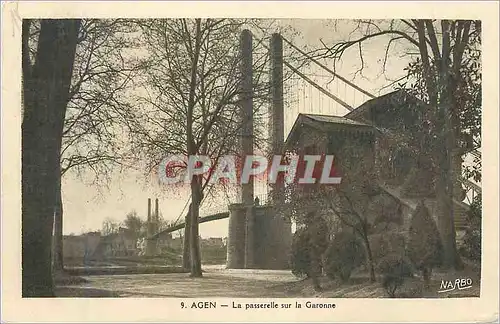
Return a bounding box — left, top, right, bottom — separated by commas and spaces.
56, 267, 300, 298
56, 266, 480, 298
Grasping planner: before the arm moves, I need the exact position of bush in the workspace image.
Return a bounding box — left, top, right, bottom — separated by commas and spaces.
324, 231, 365, 282
407, 201, 443, 282
369, 230, 406, 262
377, 254, 414, 297
290, 228, 311, 278
462, 194, 481, 261
290, 213, 330, 282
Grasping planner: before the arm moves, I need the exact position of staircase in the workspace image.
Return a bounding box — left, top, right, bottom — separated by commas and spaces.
379, 182, 475, 235
453, 199, 470, 231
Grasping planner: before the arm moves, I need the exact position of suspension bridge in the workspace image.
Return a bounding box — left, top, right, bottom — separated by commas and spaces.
150, 32, 481, 252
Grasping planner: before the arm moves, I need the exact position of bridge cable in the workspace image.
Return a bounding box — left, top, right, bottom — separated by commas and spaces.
281, 36, 376, 99
253, 34, 353, 111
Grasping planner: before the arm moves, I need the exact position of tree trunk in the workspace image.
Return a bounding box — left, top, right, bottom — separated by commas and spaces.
422, 267, 432, 288
185, 19, 203, 278
435, 21, 461, 270
362, 232, 376, 283
22, 19, 80, 297
182, 205, 192, 270
189, 179, 203, 277
52, 171, 64, 271
310, 255, 322, 291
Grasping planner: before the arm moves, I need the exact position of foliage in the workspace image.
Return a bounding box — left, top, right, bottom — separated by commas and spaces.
134, 18, 308, 276
319, 19, 481, 269
369, 194, 404, 229
279, 132, 379, 282
324, 231, 366, 282
101, 218, 121, 236
461, 194, 482, 261
134, 19, 269, 178
377, 254, 414, 297
26, 19, 143, 272
58, 19, 143, 183
290, 214, 330, 279
123, 210, 144, 237
369, 229, 406, 262
303, 212, 330, 257
407, 201, 443, 281
290, 228, 312, 278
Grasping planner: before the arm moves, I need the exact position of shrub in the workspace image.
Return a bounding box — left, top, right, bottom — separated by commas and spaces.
290, 228, 311, 278
369, 230, 406, 262
377, 254, 414, 297
407, 201, 443, 283
462, 194, 481, 261
303, 212, 330, 256
324, 231, 365, 282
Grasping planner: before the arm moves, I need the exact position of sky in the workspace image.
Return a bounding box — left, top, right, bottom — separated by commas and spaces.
62, 19, 414, 238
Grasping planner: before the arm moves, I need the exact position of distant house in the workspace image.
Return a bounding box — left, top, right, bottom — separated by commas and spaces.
201, 237, 225, 248
63, 231, 101, 260
155, 231, 174, 253
93, 227, 138, 258
168, 237, 184, 250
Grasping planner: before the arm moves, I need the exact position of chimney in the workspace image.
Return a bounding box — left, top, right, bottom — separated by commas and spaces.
147, 198, 152, 222
155, 198, 159, 234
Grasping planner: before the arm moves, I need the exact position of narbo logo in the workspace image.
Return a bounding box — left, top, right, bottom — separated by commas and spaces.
438, 278, 473, 293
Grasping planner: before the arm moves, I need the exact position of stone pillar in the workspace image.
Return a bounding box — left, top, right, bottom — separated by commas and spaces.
276, 215, 292, 269
268, 33, 291, 269
227, 203, 246, 269
245, 205, 255, 268
269, 33, 284, 206
240, 29, 255, 269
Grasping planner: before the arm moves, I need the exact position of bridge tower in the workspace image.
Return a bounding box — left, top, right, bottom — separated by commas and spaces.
226, 31, 292, 270
227, 29, 255, 269
267, 33, 292, 269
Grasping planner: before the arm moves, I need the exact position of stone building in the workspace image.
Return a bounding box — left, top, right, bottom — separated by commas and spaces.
282, 90, 472, 261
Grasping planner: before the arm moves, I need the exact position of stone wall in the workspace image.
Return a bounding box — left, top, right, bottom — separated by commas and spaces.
227, 204, 292, 270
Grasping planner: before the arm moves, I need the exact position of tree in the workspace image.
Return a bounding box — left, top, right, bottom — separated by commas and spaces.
281, 132, 379, 283
123, 210, 144, 238
324, 231, 366, 283
56, 19, 141, 270
407, 201, 443, 285
60, 19, 142, 182
101, 218, 121, 236
22, 19, 81, 297
377, 254, 414, 297
319, 19, 481, 269
290, 227, 312, 278
134, 19, 285, 276
304, 211, 330, 290
24, 19, 143, 271
461, 193, 481, 261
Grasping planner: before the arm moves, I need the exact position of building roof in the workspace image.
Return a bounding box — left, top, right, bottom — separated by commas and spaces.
303, 114, 372, 127
344, 89, 423, 123
284, 113, 374, 150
